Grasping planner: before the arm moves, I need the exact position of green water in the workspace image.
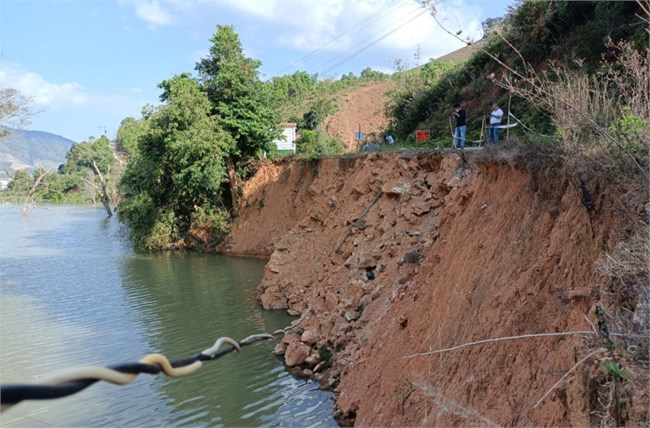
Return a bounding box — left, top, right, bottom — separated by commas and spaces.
0, 204, 335, 427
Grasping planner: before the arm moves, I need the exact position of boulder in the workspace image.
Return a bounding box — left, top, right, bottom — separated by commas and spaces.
305, 354, 320, 365
285, 341, 312, 366
260, 286, 288, 309
301, 329, 319, 345
382, 181, 411, 196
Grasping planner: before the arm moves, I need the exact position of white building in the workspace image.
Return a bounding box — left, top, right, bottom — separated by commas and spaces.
273, 122, 298, 154
0, 173, 11, 190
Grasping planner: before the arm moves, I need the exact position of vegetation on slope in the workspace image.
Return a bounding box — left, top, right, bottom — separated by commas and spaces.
387, 0, 649, 160
114, 25, 393, 249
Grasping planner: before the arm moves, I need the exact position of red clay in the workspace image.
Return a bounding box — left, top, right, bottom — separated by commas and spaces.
222, 150, 648, 427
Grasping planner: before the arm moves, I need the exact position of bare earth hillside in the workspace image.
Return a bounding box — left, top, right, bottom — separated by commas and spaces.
222, 150, 648, 427
323, 82, 392, 152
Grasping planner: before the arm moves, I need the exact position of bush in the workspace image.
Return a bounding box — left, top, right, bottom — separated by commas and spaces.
190, 206, 231, 245
296, 128, 343, 158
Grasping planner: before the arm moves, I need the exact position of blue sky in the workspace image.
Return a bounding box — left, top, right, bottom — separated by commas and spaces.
1, 0, 512, 142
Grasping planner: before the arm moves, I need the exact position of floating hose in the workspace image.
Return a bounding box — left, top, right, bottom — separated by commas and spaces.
1, 331, 285, 411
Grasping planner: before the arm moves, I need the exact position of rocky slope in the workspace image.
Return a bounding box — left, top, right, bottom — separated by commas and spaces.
221, 149, 648, 426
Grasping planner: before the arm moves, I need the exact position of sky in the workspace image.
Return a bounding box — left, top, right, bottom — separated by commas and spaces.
0, 0, 512, 143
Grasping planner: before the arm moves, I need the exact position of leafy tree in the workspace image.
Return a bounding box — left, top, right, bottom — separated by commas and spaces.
61, 135, 115, 174
196, 25, 281, 162
360, 67, 388, 80
268, 71, 318, 102
116, 117, 149, 157
7, 169, 33, 193
118, 73, 233, 250
303, 98, 338, 130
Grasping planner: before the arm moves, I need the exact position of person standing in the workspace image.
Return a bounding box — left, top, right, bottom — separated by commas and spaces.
451, 104, 466, 149
488, 103, 504, 144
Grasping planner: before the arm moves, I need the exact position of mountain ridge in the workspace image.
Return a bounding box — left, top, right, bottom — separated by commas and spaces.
0, 128, 77, 172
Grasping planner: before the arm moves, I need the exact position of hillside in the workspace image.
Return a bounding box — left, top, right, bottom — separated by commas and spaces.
318, 41, 487, 152
222, 151, 648, 426
323, 82, 393, 152
387, 1, 648, 146
0, 129, 76, 172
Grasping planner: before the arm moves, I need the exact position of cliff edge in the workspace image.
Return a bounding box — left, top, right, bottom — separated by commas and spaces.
222, 149, 648, 426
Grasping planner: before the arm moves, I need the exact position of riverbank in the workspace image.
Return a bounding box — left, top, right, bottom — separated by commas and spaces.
221, 149, 649, 426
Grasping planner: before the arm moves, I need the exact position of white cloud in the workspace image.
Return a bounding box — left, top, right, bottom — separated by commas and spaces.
119, 0, 175, 27
117, 0, 490, 79
0, 64, 88, 107
0, 63, 154, 141
214, 0, 281, 20
136, 1, 174, 26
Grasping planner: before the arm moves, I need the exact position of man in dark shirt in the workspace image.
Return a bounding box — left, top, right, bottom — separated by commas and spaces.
451, 103, 466, 149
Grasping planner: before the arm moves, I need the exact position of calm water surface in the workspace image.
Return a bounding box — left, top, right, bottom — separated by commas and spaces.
0, 204, 335, 427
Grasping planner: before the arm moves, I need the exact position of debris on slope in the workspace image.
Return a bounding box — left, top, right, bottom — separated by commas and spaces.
225, 150, 648, 427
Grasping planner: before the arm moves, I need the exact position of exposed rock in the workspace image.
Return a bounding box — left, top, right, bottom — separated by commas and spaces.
285, 341, 312, 367
325, 292, 339, 312
266, 250, 285, 274
344, 310, 360, 322
225, 153, 648, 427
301, 329, 319, 345
381, 181, 411, 196
260, 285, 288, 309
273, 341, 287, 355
305, 354, 320, 365
357, 253, 377, 269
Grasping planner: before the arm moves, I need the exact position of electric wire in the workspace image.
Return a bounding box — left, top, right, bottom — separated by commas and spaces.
318, 6, 430, 77
0, 332, 284, 410
275, 0, 405, 75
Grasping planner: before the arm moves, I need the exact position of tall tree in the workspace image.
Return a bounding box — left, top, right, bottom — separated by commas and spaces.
118, 73, 233, 250
196, 25, 281, 213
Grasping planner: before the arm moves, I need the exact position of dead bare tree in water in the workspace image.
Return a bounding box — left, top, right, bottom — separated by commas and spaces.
20, 171, 47, 216
82, 160, 112, 217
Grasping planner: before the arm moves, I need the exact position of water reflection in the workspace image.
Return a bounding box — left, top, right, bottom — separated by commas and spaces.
0, 204, 335, 427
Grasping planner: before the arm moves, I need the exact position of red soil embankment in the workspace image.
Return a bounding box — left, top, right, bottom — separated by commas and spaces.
222, 150, 648, 426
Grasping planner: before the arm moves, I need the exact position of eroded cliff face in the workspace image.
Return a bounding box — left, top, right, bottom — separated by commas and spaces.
221, 151, 648, 427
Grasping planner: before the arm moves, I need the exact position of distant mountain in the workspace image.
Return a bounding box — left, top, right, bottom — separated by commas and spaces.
0, 128, 76, 173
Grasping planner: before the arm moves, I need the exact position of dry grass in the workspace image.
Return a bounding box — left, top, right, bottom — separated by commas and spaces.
497, 39, 649, 172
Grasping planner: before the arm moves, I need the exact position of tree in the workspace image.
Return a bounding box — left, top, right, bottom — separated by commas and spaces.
481, 17, 503, 37
116, 116, 149, 157
118, 73, 233, 250
196, 25, 281, 212
62, 135, 115, 175
0, 88, 36, 138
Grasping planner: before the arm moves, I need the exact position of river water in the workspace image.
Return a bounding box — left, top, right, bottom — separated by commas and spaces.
0, 204, 335, 427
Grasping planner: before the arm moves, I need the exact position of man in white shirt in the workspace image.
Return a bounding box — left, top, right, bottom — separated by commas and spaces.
488, 103, 504, 144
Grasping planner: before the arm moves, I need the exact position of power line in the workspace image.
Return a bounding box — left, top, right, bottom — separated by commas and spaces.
275, 0, 406, 75
318, 6, 429, 77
